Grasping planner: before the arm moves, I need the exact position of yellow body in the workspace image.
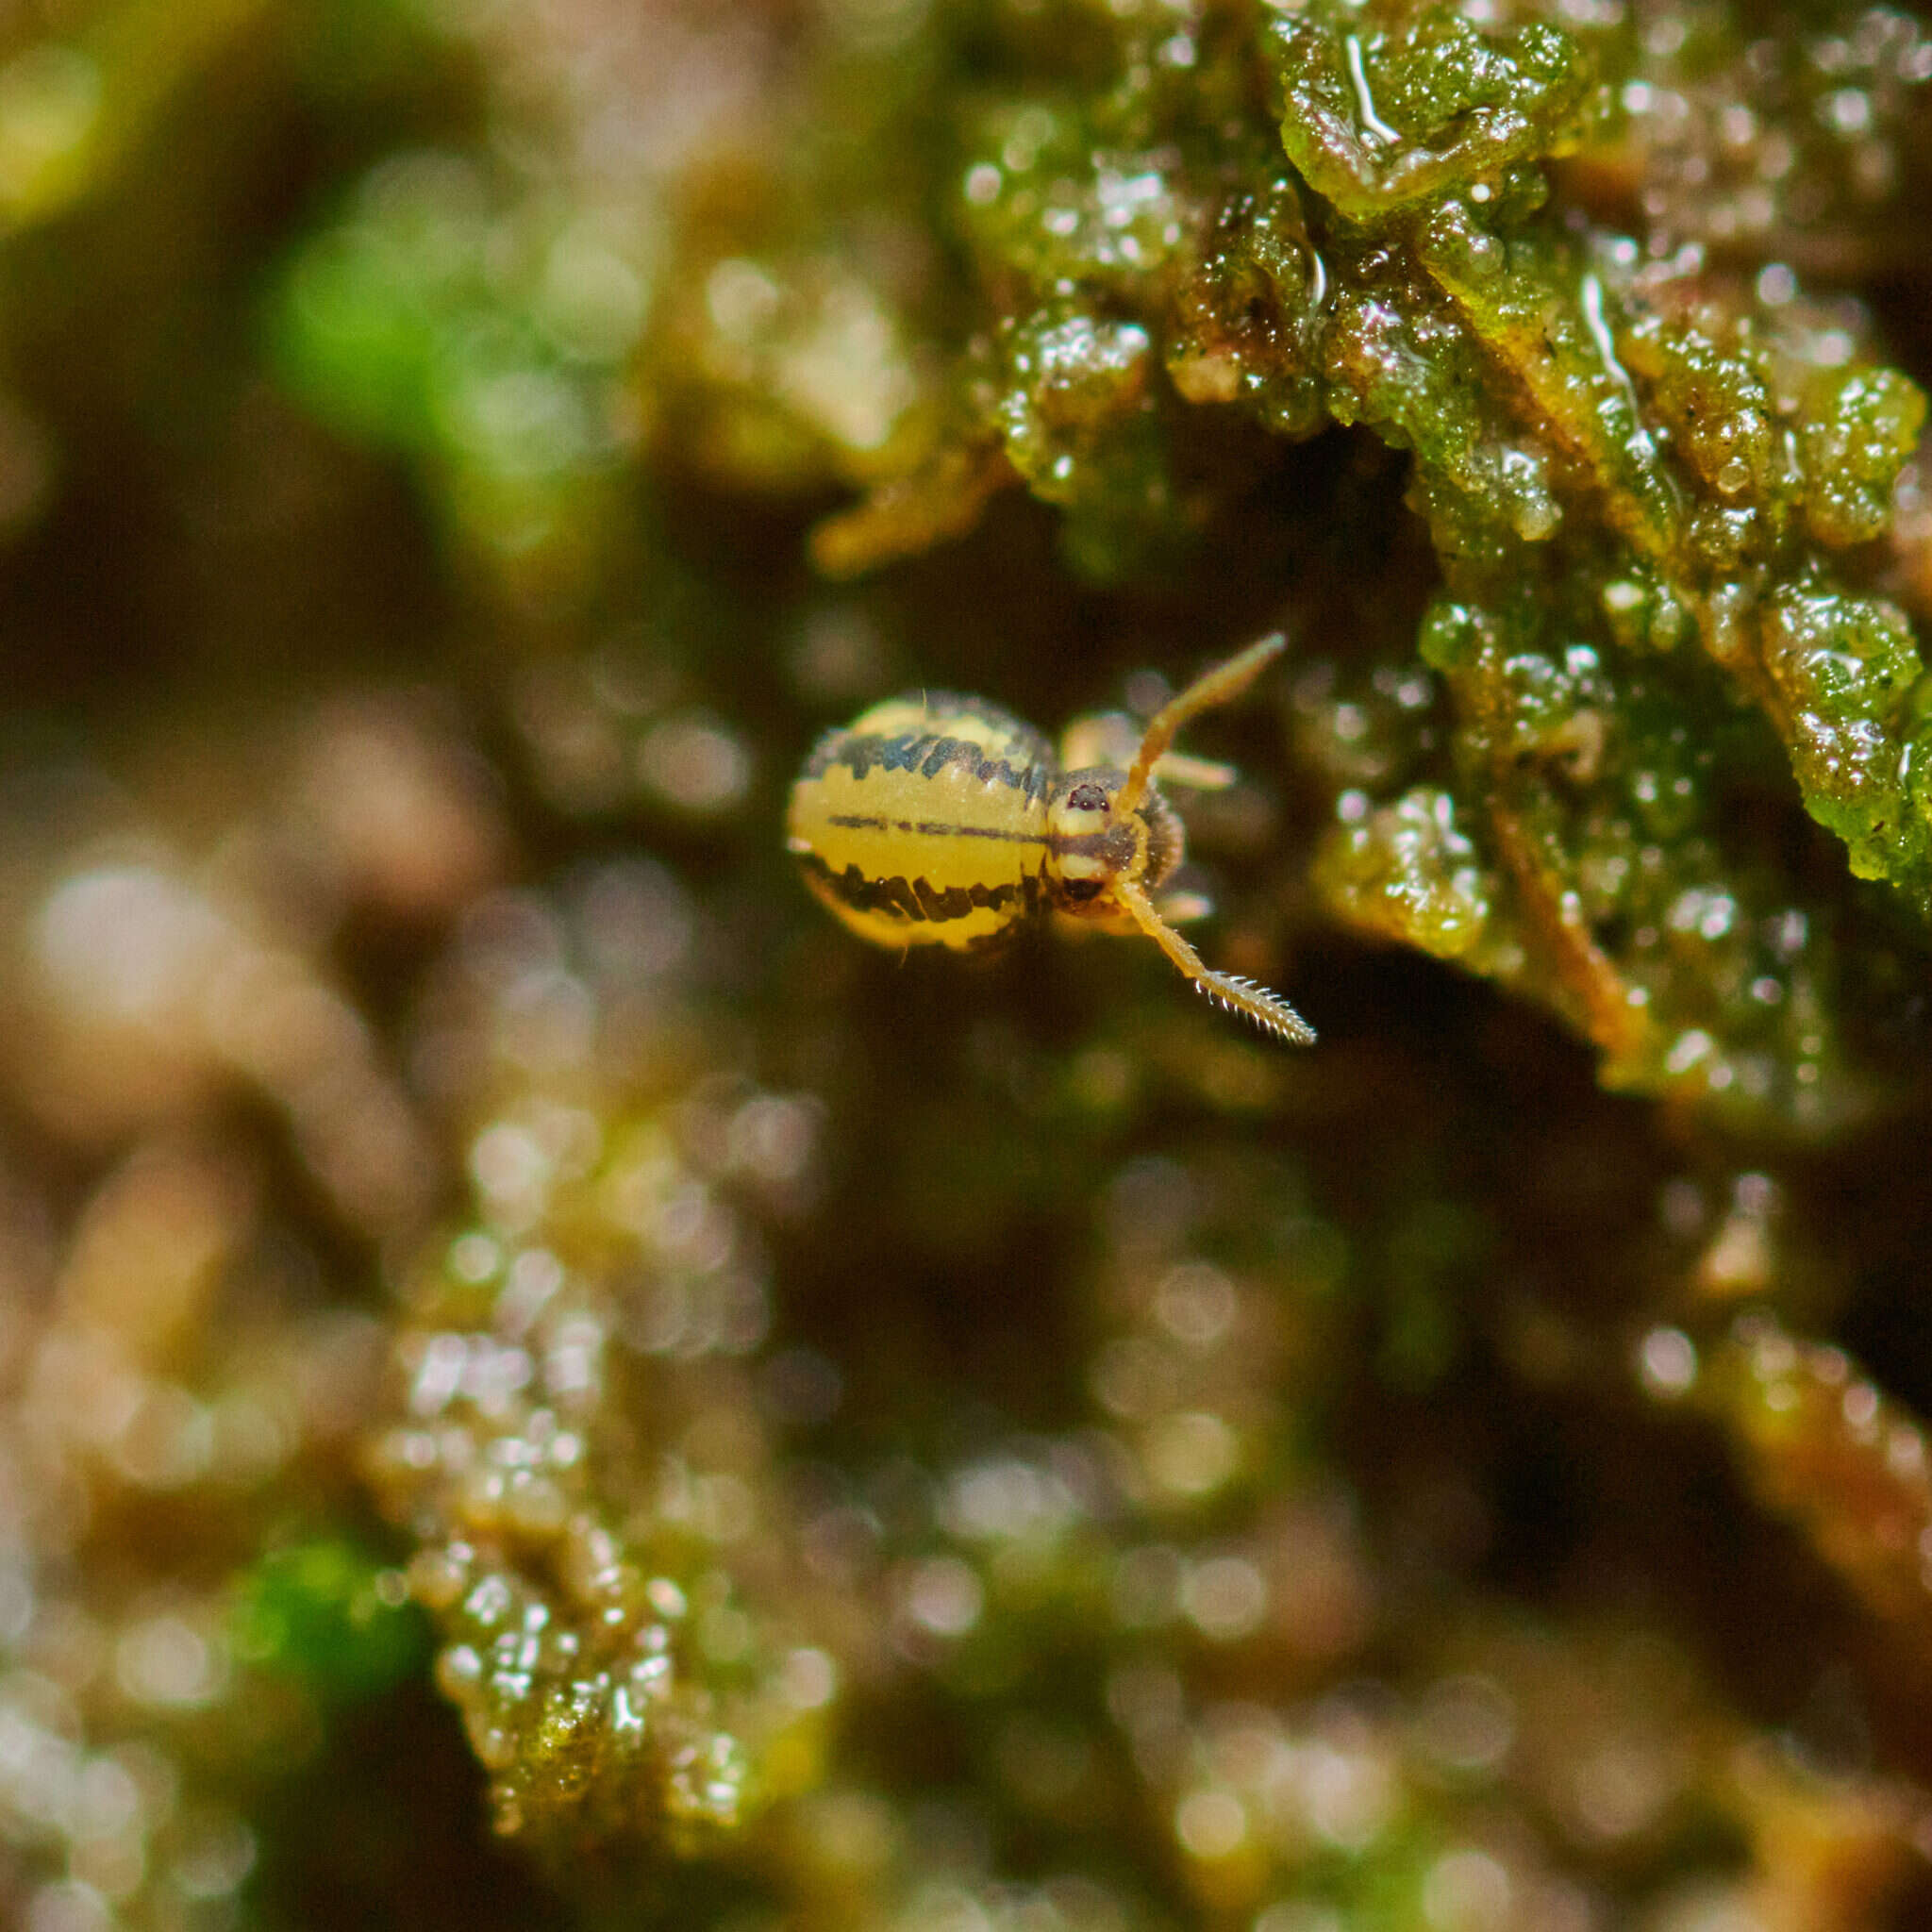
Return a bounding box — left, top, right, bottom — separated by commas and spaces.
786, 693, 1057, 951
785, 637, 1316, 1044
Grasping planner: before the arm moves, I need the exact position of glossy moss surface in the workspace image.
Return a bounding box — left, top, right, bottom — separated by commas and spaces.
2, 0, 1932, 1926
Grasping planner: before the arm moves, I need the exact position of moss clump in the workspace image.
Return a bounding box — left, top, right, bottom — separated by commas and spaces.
1271, 3, 1597, 219
746, 0, 1932, 1126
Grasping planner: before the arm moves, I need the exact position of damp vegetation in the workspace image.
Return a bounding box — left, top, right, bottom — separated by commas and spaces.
3, 0, 1932, 1926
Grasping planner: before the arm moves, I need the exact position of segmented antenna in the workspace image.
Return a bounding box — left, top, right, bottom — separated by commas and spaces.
1114, 877, 1315, 1047
1115, 632, 1288, 818
1192, 971, 1318, 1046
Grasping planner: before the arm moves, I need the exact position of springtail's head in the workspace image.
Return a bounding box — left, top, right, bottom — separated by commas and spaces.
1050, 633, 1315, 1046
1043, 769, 1183, 930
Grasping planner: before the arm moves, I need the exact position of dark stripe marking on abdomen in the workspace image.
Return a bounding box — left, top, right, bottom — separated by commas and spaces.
802, 854, 1041, 924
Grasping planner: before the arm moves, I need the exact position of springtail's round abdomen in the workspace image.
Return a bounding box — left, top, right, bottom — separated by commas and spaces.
786, 692, 1056, 953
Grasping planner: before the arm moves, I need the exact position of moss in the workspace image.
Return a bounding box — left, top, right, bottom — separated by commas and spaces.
6, 0, 1932, 1924
231, 1539, 428, 1707
1269, 3, 1597, 221
1685, 1313, 1932, 1645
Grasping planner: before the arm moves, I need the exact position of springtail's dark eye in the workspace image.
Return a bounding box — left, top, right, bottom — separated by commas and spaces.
1060, 878, 1105, 903
1065, 781, 1110, 811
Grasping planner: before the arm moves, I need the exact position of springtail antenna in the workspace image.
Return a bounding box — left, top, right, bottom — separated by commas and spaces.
1114, 632, 1288, 818
1114, 876, 1316, 1046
